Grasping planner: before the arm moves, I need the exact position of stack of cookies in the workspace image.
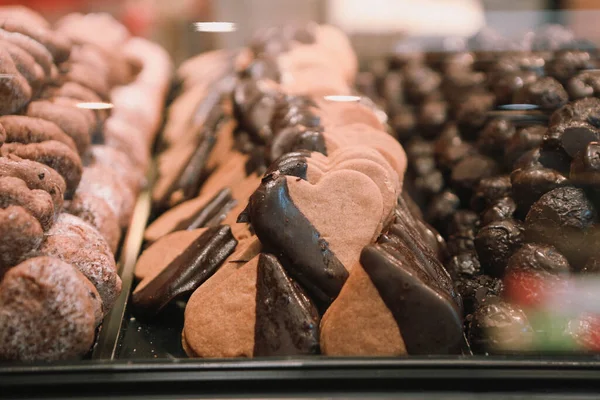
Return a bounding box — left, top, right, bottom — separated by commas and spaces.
0, 6, 172, 362
134, 23, 462, 357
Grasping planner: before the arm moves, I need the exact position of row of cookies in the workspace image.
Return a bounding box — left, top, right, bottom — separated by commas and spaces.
0, 7, 172, 362
134, 23, 463, 357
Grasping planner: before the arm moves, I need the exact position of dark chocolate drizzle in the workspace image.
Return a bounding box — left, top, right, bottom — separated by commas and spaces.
244, 173, 349, 308
361, 244, 463, 355
131, 225, 238, 319
254, 253, 320, 356
172, 188, 237, 232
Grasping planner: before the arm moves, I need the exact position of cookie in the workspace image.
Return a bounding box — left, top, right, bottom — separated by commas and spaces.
65, 192, 121, 254
0, 155, 66, 211
0, 28, 52, 76
0, 115, 77, 151
58, 61, 110, 100
323, 123, 408, 178
0, 45, 31, 115
37, 213, 121, 311
315, 98, 385, 132
320, 263, 406, 356
136, 229, 208, 281
77, 164, 136, 228
0, 205, 43, 272
0, 39, 45, 92
89, 145, 145, 194
0, 256, 98, 361
103, 117, 151, 172
0, 176, 54, 230
0, 6, 50, 29
132, 226, 237, 318
183, 255, 259, 358
26, 100, 92, 155
1, 140, 82, 197
0, 19, 71, 63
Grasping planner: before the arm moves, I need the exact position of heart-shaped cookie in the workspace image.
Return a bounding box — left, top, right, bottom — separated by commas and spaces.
323, 123, 407, 179
0, 256, 98, 361
315, 99, 384, 132
320, 263, 406, 356
286, 170, 383, 269
184, 255, 259, 358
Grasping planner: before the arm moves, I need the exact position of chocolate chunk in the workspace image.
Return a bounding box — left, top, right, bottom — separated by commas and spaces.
445, 251, 481, 280
172, 188, 237, 232
567, 71, 600, 100
471, 175, 512, 212
132, 225, 237, 318
477, 119, 515, 159
468, 298, 534, 355
492, 71, 538, 105
254, 253, 320, 356
455, 274, 503, 317
425, 190, 460, 234
505, 125, 546, 168
570, 142, 600, 186
454, 92, 495, 138
361, 245, 463, 354
481, 197, 517, 225
475, 219, 524, 278
546, 50, 594, 83
448, 210, 480, 236
244, 174, 349, 307
525, 186, 597, 269
511, 166, 568, 216
451, 154, 499, 202
513, 77, 568, 111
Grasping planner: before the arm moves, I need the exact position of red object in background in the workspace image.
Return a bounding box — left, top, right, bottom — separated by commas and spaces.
121, 2, 156, 37
0, 0, 87, 11
568, 314, 600, 352
503, 269, 570, 309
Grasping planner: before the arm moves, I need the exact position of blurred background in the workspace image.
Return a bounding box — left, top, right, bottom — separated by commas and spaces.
1, 0, 598, 64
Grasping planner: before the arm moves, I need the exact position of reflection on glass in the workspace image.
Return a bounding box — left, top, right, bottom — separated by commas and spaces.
323, 95, 362, 102
76, 102, 114, 110
498, 104, 540, 110
193, 22, 237, 33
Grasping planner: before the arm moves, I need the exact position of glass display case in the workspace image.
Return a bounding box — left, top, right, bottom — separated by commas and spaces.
2, 1, 600, 398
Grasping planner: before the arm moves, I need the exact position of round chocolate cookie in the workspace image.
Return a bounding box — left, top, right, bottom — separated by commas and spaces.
37, 213, 121, 311
0, 45, 31, 115
0, 205, 43, 272
65, 192, 121, 254
89, 145, 145, 194
0, 39, 45, 92
0, 176, 54, 230
0, 256, 98, 361
0, 28, 52, 76
0, 115, 77, 151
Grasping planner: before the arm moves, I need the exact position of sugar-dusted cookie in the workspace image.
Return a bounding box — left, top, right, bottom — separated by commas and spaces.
0, 176, 54, 230
0, 115, 77, 151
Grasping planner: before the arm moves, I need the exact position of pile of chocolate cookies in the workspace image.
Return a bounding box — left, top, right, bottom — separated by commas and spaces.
362, 25, 600, 354
134, 23, 463, 357
0, 6, 172, 362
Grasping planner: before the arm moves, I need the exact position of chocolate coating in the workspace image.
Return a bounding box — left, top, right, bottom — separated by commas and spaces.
475, 219, 524, 278
132, 225, 237, 318
173, 188, 237, 232
513, 77, 568, 110
254, 253, 320, 356
244, 173, 349, 307
471, 175, 512, 212
361, 244, 463, 354
481, 197, 517, 225
455, 274, 503, 317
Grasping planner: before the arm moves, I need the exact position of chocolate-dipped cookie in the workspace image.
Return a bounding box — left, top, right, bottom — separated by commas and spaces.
0, 256, 98, 361
37, 213, 121, 311
132, 225, 237, 318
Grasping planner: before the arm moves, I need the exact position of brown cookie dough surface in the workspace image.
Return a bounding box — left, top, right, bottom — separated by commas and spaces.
0, 115, 77, 151
26, 100, 92, 155
37, 213, 120, 311
0, 256, 98, 361
1, 140, 82, 197
0, 156, 66, 212
65, 192, 121, 254
0, 176, 54, 230
0, 205, 43, 272
320, 264, 406, 356
135, 229, 207, 281
0, 45, 31, 115
0, 39, 45, 92
0, 28, 52, 76
90, 145, 144, 194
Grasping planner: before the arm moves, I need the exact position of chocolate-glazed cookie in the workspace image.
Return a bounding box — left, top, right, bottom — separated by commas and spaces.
1, 140, 82, 197
132, 225, 237, 318
38, 213, 121, 311
65, 192, 121, 254
26, 100, 92, 155
0, 205, 43, 272
0, 256, 99, 362
0, 176, 54, 230
360, 244, 463, 354
0, 115, 77, 151
254, 253, 320, 356
0, 156, 66, 211
244, 172, 349, 307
